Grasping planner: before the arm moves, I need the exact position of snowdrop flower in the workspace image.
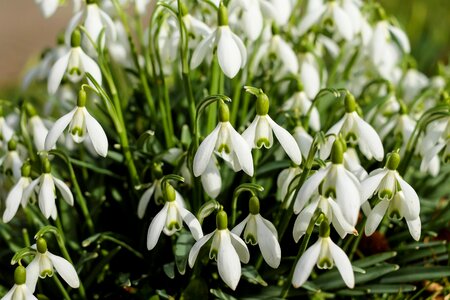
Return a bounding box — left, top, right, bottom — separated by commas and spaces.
34, 0, 59, 18
362, 152, 421, 241
201, 156, 222, 198
179, 2, 212, 38
399, 69, 429, 103
147, 184, 203, 250
137, 178, 163, 218
299, 53, 322, 100
267, 0, 293, 26
2, 266, 37, 300
322, 93, 384, 161
23, 158, 74, 219
343, 147, 368, 181
229, 0, 264, 41
379, 110, 416, 152
292, 221, 355, 288
45, 90, 108, 157
189, 211, 250, 290
297, 0, 355, 41
277, 165, 301, 204
190, 3, 247, 78
26, 238, 80, 293
242, 89, 302, 165
0, 110, 14, 149
48, 30, 102, 94
65, 0, 117, 51
283, 90, 321, 131
293, 126, 314, 159
3, 163, 33, 223
295, 140, 361, 228
420, 118, 449, 176
232, 196, 281, 268
135, 0, 151, 15
1, 140, 23, 180
24, 105, 49, 152
193, 101, 254, 178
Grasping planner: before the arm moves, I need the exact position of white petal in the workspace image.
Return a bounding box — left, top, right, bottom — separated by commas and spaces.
25, 257, 40, 292
328, 239, 355, 288
178, 206, 204, 241
137, 184, 155, 219
188, 231, 215, 267
301, 58, 320, 99
217, 27, 242, 78
3, 179, 25, 223
293, 200, 318, 242
84, 108, 108, 157
1, 284, 16, 300
229, 231, 250, 264
355, 113, 384, 161
45, 108, 77, 150
242, 4, 263, 41
256, 215, 281, 268
365, 200, 389, 236
193, 124, 220, 176
333, 5, 354, 41
47, 252, 80, 288
294, 166, 329, 213
99, 9, 118, 41
266, 115, 301, 165
361, 169, 387, 201
406, 217, 421, 241
277, 37, 298, 73
22, 179, 39, 205
40, 0, 59, 18
79, 49, 102, 86
190, 32, 215, 69
217, 232, 242, 290
297, 6, 326, 36
53, 177, 74, 206
201, 158, 222, 198
39, 175, 56, 219
147, 203, 169, 250
241, 116, 260, 148
292, 238, 321, 288
230, 31, 247, 67
389, 25, 410, 53
231, 214, 250, 237
227, 123, 254, 176
65, 11, 83, 45
48, 51, 71, 94
335, 167, 360, 225
395, 174, 420, 220
328, 198, 357, 237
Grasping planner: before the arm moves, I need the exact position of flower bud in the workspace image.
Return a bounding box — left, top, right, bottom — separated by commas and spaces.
249, 196, 260, 215
14, 266, 26, 285
165, 184, 176, 202
71, 29, 82, 48
216, 210, 228, 230
152, 163, 163, 179
331, 139, 344, 164
37, 237, 48, 254
42, 157, 52, 173
218, 101, 230, 122
344, 92, 356, 113
21, 162, 31, 177
77, 89, 87, 107
7, 139, 17, 151
386, 152, 400, 170
256, 93, 270, 116
218, 2, 228, 26
319, 220, 330, 238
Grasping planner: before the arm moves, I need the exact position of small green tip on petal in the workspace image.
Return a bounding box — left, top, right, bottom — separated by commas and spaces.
344, 92, 356, 113
218, 2, 228, 26
218, 101, 230, 122
7, 139, 17, 151
216, 210, 228, 230
37, 237, 48, 254
249, 196, 260, 215
14, 266, 26, 285
386, 152, 400, 170
256, 93, 270, 116
165, 184, 176, 202
71, 28, 82, 48
319, 220, 330, 238
331, 139, 344, 164
21, 162, 31, 177
78, 89, 87, 107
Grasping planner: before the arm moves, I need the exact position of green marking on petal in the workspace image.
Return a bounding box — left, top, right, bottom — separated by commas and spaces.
245, 234, 257, 246
318, 257, 333, 269
217, 144, 230, 154
379, 190, 393, 201
256, 138, 271, 149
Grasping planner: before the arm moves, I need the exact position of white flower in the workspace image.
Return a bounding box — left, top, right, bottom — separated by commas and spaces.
3, 164, 33, 223
45, 101, 108, 158
190, 4, 246, 78
299, 53, 322, 100
266, 0, 292, 26
35, 0, 59, 18
283, 91, 321, 131
1, 146, 22, 180
22, 161, 74, 219
201, 157, 222, 198
361, 153, 421, 240
229, 0, 264, 41
147, 184, 203, 250
2, 266, 37, 300
231, 198, 281, 268
277, 166, 301, 204
193, 103, 253, 177
343, 147, 368, 181
28, 115, 49, 151
47, 41, 102, 94
379, 112, 416, 152
26, 239, 80, 293
420, 118, 449, 176
292, 223, 354, 289
293, 126, 314, 159
322, 94, 384, 161
189, 211, 250, 290
243, 113, 302, 164
0, 116, 14, 149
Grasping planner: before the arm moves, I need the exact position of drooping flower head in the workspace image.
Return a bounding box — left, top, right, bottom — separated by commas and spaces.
2, 265, 37, 300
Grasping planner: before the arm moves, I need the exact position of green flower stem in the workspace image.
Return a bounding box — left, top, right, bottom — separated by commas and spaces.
22, 228, 30, 247
52, 275, 71, 300
208, 55, 221, 133
280, 212, 322, 298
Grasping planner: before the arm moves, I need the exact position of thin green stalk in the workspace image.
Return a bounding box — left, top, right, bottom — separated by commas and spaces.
230, 75, 242, 125
53, 276, 71, 300
208, 56, 221, 132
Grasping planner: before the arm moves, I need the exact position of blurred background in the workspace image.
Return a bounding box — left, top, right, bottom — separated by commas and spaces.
0, 0, 448, 90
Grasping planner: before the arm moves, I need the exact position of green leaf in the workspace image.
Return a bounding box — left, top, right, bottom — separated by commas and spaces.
380, 266, 450, 283
181, 278, 209, 300
174, 231, 195, 275
241, 266, 268, 286
363, 284, 417, 294
163, 262, 175, 279
352, 251, 397, 268
256, 160, 291, 176
210, 289, 237, 300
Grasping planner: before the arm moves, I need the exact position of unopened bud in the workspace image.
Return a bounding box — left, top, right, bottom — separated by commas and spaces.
216, 210, 228, 230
